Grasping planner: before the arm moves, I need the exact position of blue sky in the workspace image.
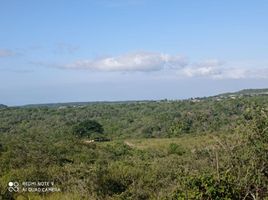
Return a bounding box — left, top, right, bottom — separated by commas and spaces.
1, 0, 268, 105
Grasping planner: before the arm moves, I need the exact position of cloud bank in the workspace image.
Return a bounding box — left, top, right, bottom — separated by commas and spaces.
181, 59, 226, 78
64, 52, 187, 72
20, 50, 268, 80
181, 59, 268, 79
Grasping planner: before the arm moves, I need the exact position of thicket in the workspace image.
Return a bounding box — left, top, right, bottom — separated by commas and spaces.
0, 96, 267, 199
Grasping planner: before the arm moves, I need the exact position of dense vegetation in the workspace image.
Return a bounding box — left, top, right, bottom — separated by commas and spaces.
0, 90, 268, 199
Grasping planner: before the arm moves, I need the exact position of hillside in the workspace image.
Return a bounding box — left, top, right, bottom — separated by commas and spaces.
0, 104, 7, 109
16, 88, 268, 109
215, 88, 268, 98
0, 90, 268, 199
236, 88, 268, 94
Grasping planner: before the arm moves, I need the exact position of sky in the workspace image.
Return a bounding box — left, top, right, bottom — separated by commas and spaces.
1, 0, 268, 106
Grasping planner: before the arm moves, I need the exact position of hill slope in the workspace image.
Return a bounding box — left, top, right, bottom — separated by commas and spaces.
216, 88, 268, 97
0, 104, 7, 109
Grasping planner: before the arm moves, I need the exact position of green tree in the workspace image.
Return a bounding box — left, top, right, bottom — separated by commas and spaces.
72, 120, 104, 138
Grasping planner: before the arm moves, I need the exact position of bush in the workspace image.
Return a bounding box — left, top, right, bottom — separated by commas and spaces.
168, 143, 186, 155
173, 174, 240, 200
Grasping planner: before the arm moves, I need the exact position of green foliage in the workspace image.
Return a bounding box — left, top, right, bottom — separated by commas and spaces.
173, 174, 240, 200
0, 94, 268, 199
72, 120, 104, 138
168, 143, 186, 155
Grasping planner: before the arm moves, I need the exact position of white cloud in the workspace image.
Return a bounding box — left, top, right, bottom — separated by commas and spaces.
181, 59, 223, 77
180, 59, 268, 79
195, 59, 225, 68
182, 66, 216, 77
212, 68, 247, 79
0, 49, 15, 57
64, 52, 187, 72
30, 51, 268, 80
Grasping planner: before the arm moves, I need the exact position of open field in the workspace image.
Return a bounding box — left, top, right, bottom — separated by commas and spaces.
123, 134, 217, 151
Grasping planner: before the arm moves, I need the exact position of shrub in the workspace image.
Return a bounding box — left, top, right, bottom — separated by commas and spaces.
168, 143, 186, 155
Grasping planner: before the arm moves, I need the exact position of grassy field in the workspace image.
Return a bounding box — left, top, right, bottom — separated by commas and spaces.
123, 134, 217, 151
